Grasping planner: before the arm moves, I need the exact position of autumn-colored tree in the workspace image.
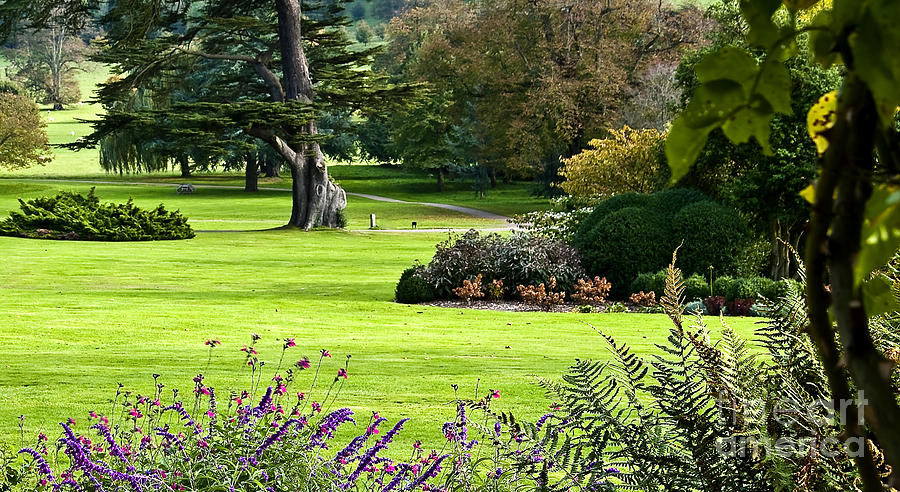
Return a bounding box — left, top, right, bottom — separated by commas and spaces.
0, 83, 52, 168
372, 0, 709, 184
560, 126, 666, 197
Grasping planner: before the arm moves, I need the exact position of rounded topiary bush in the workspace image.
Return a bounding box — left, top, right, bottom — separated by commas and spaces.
395, 266, 435, 304
713, 276, 735, 297
648, 188, 709, 220
574, 206, 673, 298
575, 192, 651, 240
672, 201, 749, 277
725, 276, 774, 301
683, 274, 711, 301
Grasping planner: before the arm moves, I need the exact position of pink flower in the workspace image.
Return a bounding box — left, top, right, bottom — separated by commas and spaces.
490, 389, 500, 399
89, 411, 98, 419
198, 440, 208, 448
206, 411, 214, 418
321, 349, 331, 358
129, 408, 143, 419
204, 339, 220, 347
295, 358, 310, 369
67, 418, 76, 426
337, 368, 348, 379
275, 384, 287, 396
311, 401, 321, 413
284, 338, 296, 348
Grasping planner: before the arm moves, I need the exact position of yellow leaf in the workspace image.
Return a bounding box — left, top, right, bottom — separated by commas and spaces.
807, 90, 838, 155
799, 184, 816, 204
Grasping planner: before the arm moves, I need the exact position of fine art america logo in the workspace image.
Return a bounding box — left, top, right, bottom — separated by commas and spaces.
716, 391, 869, 458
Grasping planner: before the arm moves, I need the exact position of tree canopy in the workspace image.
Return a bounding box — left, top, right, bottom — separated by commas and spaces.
1, 0, 405, 229
0, 82, 52, 169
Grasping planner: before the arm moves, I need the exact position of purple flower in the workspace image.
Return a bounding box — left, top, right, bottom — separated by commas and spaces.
256, 418, 304, 456
18, 448, 55, 485
404, 454, 449, 490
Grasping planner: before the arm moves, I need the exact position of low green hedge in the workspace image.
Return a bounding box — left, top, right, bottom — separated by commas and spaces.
0, 188, 195, 241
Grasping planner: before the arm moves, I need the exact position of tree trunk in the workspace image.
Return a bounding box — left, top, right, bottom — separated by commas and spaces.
273, 0, 347, 229
245, 153, 259, 192
178, 156, 191, 177
769, 219, 800, 280
489, 166, 497, 189
437, 166, 445, 192
805, 72, 896, 489
264, 156, 280, 177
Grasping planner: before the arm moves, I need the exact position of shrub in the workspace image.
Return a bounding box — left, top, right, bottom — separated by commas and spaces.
629, 290, 657, 307
0, 188, 194, 241
605, 302, 629, 313
395, 266, 435, 304
726, 276, 775, 302
418, 230, 583, 299
510, 207, 594, 242
671, 200, 748, 276
773, 278, 803, 299
574, 189, 748, 298
682, 273, 710, 301
572, 276, 612, 305
517, 276, 566, 311
485, 279, 504, 300
559, 126, 666, 197
574, 206, 672, 298
736, 236, 772, 278
629, 272, 655, 296
703, 295, 726, 316
713, 275, 735, 297
646, 187, 709, 220
452, 274, 484, 303
727, 298, 755, 316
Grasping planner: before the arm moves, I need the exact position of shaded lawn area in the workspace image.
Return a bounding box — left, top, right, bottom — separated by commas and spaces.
0, 101, 549, 217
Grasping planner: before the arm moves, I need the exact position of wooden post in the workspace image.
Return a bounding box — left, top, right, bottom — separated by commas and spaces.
370, 214, 376, 228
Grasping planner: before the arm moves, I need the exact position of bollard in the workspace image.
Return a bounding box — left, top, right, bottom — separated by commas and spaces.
370, 214, 376, 228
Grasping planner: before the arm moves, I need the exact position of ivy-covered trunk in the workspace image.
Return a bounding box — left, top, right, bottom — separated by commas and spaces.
273, 0, 347, 229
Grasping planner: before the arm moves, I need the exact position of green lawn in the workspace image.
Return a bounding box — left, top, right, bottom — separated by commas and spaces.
0, 179, 762, 452
0, 61, 759, 455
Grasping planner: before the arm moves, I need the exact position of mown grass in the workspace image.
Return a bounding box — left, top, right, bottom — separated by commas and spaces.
0, 179, 762, 452
0, 59, 758, 455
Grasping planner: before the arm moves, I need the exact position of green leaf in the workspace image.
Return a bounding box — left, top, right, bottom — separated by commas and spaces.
682, 79, 746, 129
740, 0, 782, 47
695, 47, 758, 87
756, 62, 793, 114
857, 185, 900, 284
862, 274, 900, 318
851, 7, 900, 123
721, 100, 775, 152
665, 117, 714, 183
809, 10, 839, 67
